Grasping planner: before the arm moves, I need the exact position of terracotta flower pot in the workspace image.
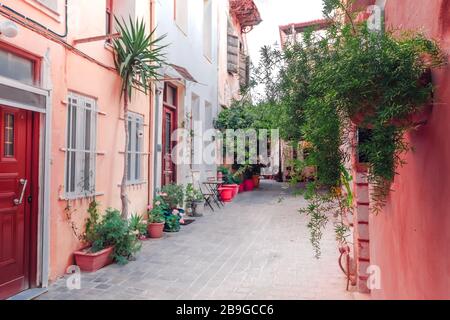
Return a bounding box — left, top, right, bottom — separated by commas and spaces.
74, 246, 114, 272
239, 183, 245, 193
218, 187, 234, 202
147, 222, 165, 239
252, 175, 260, 188
244, 179, 254, 192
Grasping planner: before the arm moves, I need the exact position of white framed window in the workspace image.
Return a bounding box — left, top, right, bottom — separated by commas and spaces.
35, 0, 58, 12
174, 0, 188, 35
65, 93, 97, 198
127, 112, 144, 185
203, 0, 212, 60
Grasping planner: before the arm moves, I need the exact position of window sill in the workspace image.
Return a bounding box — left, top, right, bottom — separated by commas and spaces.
26, 0, 61, 22
59, 192, 105, 201
117, 181, 148, 187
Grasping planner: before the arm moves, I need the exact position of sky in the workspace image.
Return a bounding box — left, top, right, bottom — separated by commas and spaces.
247, 0, 325, 66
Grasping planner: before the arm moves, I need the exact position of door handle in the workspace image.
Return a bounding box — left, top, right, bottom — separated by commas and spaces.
14, 179, 28, 206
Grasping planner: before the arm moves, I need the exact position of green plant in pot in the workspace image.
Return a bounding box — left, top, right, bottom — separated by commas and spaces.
160, 184, 184, 209
164, 209, 181, 232
74, 203, 142, 271
185, 183, 204, 217
129, 213, 147, 240
147, 195, 167, 239
159, 184, 184, 232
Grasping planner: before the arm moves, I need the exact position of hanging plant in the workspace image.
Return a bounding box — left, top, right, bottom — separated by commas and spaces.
303, 20, 446, 211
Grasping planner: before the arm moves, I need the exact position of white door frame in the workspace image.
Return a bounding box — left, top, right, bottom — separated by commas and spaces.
0, 75, 52, 289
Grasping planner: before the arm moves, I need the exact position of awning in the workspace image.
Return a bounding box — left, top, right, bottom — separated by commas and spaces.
170, 64, 198, 83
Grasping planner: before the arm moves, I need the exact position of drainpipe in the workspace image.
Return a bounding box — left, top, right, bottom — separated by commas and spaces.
148, 0, 155, 204
153, 88, 162, 196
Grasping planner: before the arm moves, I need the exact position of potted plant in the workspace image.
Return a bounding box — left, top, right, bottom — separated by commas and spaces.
159, 184, 184, 232
217, 166, 237, 198
185, 183, 204, 217
160, 184, 184, 210
74, 205, 142, 271
218, 186, 234, 202
147, 196, 167, 238
129, 213, 147, 240
164, 209, 182, 232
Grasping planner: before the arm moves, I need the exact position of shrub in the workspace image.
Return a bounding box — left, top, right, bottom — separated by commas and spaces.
160, 184, 184, 209
129, 213, 147, 237
90, 209, 142, 265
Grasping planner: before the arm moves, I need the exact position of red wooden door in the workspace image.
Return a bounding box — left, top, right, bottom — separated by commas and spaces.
162, 107, 177, 186
0, 106, 33, 299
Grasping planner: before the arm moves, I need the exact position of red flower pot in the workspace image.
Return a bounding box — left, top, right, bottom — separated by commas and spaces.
244, 179, 254, 192
239, 184, 245, 193
218, 187, 234, 202
234, 184, 240, 196
74, 246, 114, 272
147, 222, 165, 239
252, 175, 260, 188
224, 184, 238, 198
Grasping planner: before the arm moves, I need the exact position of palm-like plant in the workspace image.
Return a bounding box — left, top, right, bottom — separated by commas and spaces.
113, 17, 167, 218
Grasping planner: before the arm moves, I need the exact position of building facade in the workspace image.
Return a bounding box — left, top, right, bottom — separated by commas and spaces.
152, 0, 219, 188
0, 0, 154, 299
364, 0, 450, 300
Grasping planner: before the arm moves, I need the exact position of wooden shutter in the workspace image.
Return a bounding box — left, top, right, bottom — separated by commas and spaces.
239, 54, 249, 87
227, 34, 239, 74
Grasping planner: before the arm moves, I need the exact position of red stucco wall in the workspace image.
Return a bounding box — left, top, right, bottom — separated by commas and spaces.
369, 0, 450, 299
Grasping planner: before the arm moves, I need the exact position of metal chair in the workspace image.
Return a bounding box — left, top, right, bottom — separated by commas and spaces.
198, 182, 215, 212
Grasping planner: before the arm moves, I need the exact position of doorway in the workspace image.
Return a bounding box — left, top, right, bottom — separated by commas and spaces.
162, 83, 178, 186
0, 106, 38, 300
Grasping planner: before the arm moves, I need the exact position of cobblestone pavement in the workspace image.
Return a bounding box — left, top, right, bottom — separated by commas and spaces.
38, 180, 354, 300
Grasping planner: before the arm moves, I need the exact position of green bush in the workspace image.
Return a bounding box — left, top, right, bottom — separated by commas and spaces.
148, 195, 167, 223
160, 184, 184, 209
129, 213, 147, 237
90, 209, 142, 265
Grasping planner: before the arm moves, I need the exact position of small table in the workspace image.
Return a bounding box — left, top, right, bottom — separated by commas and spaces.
203, 180, 224, 208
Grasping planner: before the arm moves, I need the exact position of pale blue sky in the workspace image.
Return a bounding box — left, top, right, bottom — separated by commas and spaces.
247, 0, 324, 65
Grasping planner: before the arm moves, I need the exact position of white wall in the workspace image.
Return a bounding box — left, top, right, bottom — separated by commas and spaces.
154, 0, 219, 188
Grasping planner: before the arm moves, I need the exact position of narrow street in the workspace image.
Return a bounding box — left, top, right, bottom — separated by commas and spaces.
38, 180, 352, 300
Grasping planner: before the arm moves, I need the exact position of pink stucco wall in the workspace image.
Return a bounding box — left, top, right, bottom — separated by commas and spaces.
369, 0, 450, 299
1, 0, 152, 281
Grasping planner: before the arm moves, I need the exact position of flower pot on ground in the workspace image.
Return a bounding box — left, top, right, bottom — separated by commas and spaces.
239, 183, 245, 193
252, 175, 260, 188
244, 179, 254, 192
147, 222, 165, 239
129, 213, 147, 239
147, 195, 167, 238
233, 184, 240, 196
190, 200, 205, 217
223, 184, 238, 198
75, 204, 142, 269
185, 183, 204, 217
74, 246, 114, 272
218, 187, 234, 202
164, 210, 181, 232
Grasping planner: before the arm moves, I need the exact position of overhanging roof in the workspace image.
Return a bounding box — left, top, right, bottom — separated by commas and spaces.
279, 19, 331, 35
230, 0, 262, 33
169, 64, 198, 83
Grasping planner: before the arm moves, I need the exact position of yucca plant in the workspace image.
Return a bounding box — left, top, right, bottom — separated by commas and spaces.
113, 17, 167, 218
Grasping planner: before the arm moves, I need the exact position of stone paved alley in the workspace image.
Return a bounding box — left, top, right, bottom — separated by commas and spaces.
38, 181, 353, 300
